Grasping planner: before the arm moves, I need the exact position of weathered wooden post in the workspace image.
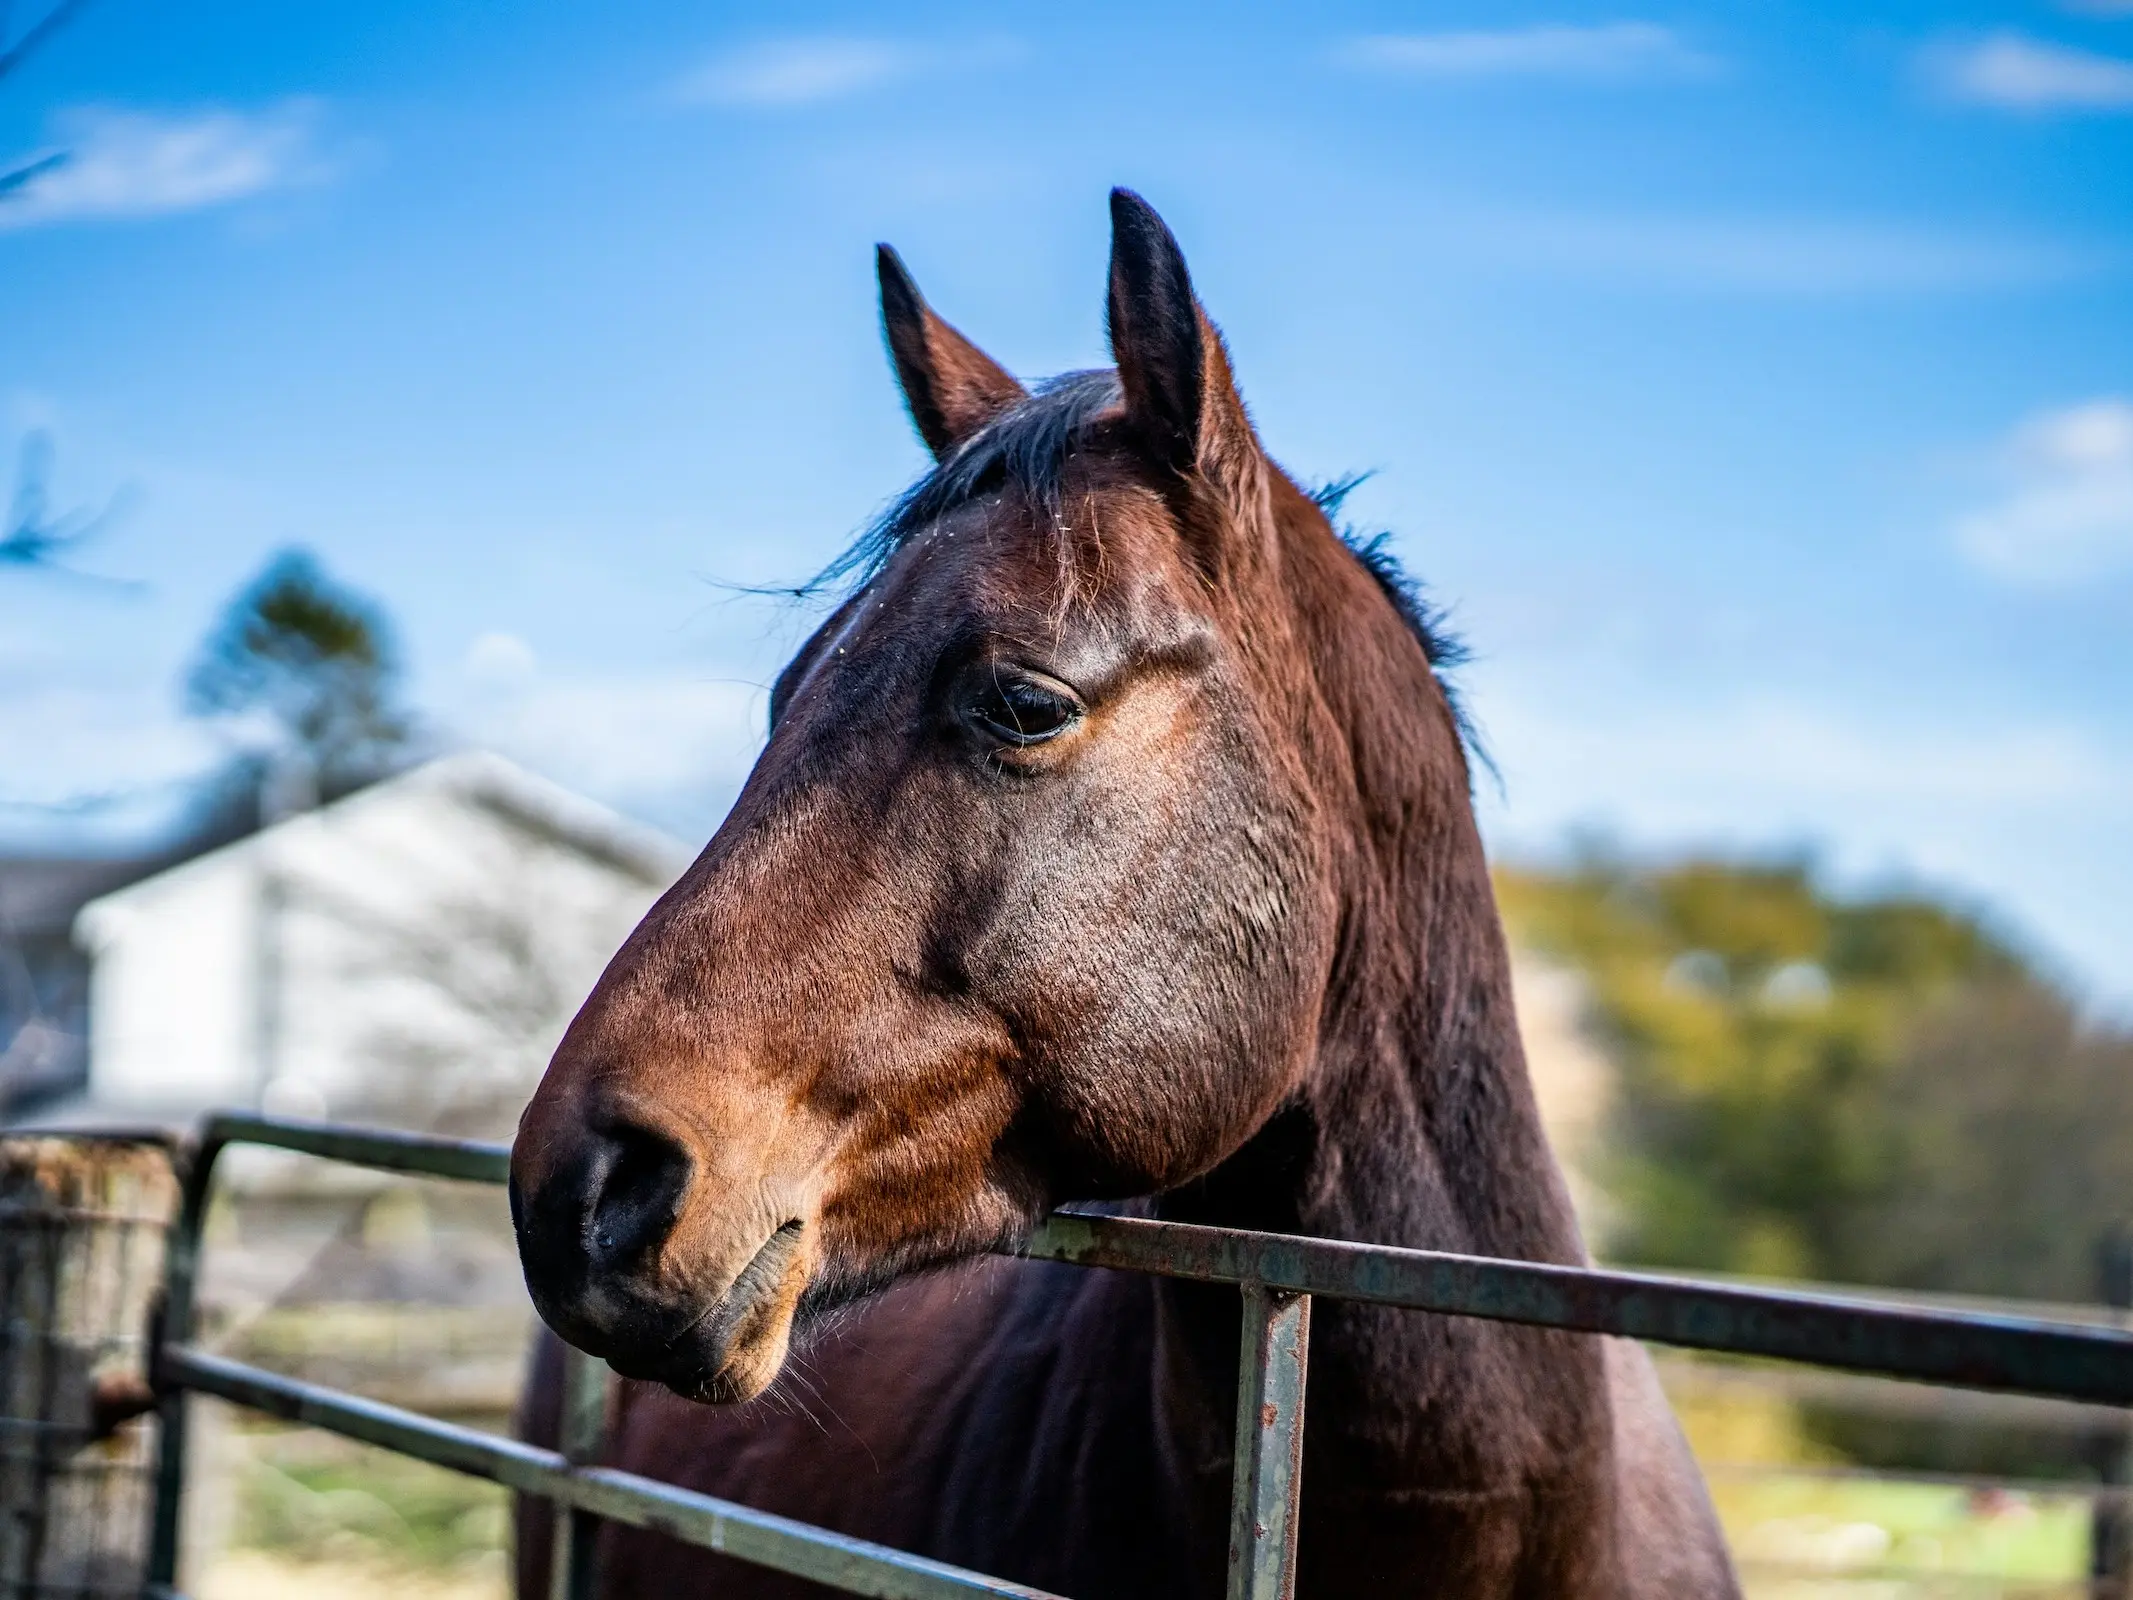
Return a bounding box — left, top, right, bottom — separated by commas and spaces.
0, 1135, 178, 1599
2093, 1224, 2133, 1599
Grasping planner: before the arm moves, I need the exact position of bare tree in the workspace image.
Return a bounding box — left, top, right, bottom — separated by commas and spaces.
280, 820, 637, 1141
1, 1, 93, 196
339, 863, 585, 1140
3, 5, 141, 590
0, 432, 133, 583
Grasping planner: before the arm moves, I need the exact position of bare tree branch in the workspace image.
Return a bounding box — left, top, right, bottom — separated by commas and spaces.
0, 0, 89, 84
0, 2, 92, 203
0, 432, 140, 588
0, 147, 61, 197
274, 822, 630, 1140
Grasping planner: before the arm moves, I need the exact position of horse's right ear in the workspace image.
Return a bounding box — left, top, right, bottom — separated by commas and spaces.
877, 245, 1027, 461
1105, 189, 1264, 513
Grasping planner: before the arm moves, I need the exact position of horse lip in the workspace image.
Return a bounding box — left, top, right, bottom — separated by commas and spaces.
631, 1218, 807, 1392
667, 1220, 802, 1346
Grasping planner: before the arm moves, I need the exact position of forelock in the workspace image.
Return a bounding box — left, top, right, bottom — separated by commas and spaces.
815, 370, 1124, 593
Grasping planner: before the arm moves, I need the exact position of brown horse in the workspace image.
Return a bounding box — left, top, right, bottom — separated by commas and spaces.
510, 190, 1739, 1598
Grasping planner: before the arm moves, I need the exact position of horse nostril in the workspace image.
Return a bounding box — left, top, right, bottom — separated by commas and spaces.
588, 1120, 693, 1268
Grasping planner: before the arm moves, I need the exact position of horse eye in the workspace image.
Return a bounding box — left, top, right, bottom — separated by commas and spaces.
966, 672, 1080, 747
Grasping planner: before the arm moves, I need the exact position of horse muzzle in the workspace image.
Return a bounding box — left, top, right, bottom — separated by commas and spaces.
510, 1100, 817, 1404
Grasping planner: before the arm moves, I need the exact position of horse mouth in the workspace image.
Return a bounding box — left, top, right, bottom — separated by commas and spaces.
614, 1219, 811, 1404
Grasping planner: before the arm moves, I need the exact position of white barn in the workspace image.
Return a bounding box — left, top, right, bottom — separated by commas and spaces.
57, 752, 690, 1139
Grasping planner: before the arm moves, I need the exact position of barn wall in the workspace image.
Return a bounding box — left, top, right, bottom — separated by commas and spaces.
77, 852, 260, 1117
69, 755, 686, 1141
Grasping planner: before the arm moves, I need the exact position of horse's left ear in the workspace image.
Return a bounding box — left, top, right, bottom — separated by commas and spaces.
878, 245, 1028, 461
1105, 189, 1265, 516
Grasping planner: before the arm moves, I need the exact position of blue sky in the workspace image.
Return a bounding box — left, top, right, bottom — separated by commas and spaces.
4, 2, 2131, 1005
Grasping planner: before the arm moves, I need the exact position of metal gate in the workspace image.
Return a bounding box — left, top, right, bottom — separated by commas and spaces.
140, 1112, 2133, 1600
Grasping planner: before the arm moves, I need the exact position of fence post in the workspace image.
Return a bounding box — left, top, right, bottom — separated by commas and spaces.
549, 1342, 610, 1600
2094, 1226, 2133, 1598
143, 1127, 213, 1598
1227, 1282, 1309, 1600
0, 1135, 176, 1598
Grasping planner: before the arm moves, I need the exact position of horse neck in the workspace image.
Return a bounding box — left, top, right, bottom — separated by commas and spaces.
1161, 789, 1587, 1265
1154, 517, 1597, 1479
1177, 504, 1585, 1266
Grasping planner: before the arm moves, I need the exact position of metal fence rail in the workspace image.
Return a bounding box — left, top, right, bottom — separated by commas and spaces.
143, 1112, 2133, 1600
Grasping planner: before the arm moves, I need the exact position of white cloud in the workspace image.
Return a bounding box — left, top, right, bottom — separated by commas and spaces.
448, 671, 766, 836
461, 631, 538, 691
0, 655, 766, 853
1334, 23, 1717, 82
1927, 33, 2133, 111
0, 673, 224, 848
0, 101, 328, 229
1471, 675, 2133, 1003
676, 38, 921, 108
1954, 398, 2133, 584
673, 36, 1024, 109
1480, 686, 2118, 828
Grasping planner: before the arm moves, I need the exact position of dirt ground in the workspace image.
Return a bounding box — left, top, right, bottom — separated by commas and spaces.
198, 1549, 507, 1600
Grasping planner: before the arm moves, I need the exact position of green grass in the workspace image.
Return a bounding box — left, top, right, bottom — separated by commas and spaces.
1718, 1473, 2090, 1594
230, 1423, 510, 1573
1664, 1359, 2097, 1596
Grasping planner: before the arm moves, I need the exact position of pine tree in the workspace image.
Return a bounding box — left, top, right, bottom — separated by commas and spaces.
185, 548, 414, 807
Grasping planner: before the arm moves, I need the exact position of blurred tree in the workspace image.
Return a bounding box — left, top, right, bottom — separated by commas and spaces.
1497, 855, 2131, 1301
1858, 981, 2133, 1302
185, 549, 415, 808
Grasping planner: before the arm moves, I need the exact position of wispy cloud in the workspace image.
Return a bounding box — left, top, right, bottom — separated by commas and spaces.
1954, 398, 2133, 584
1334, 23, 1718, 83
448, 642, 765, 836
1925, 33, 2133, 111
0, 101, 328, 229
1486, 688, 2119, 820
675, 38, 926, 108
1461, 211, 2103, 294
1473, 676, 2133, 999
0, 668, 225, 849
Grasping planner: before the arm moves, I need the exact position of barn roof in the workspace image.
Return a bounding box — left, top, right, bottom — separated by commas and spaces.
73, 750, 692, 943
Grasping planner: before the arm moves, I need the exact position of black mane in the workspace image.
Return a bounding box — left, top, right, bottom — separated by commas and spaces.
1308, 475, 1467, 672
1311, 474, 1489, 782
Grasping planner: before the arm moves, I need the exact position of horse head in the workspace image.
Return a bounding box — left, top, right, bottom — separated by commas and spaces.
510, 190, 1466, 1403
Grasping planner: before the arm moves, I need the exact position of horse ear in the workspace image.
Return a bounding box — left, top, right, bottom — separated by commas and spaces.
877, 245, 1027, 461
1105, 189, 1261, 498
